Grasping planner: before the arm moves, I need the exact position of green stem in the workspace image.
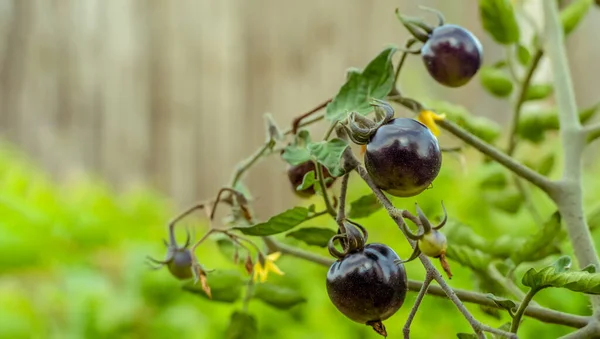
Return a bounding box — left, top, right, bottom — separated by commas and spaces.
230, 140, 275, 187
542, 0, 600, 317
242, 277, 255, 312
511, 289, 538, 333
507, 48, 544, 155
584, 122, 600, 144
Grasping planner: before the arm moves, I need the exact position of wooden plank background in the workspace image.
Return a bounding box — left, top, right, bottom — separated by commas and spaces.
0, 0, 598, 217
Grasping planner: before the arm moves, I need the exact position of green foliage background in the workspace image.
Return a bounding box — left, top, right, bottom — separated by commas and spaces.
1, 135, 599, 338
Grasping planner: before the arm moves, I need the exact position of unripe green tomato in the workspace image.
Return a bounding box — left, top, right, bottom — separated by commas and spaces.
418, 231, 447, 258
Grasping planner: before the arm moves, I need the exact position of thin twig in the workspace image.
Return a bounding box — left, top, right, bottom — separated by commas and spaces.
429, 117, 556, 193
231, 140, 275, 187
403, 274, 433, 339
507, 48, 544, 155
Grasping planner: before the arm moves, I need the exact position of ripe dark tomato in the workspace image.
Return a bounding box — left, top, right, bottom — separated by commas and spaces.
421, 24, 483, 87
364, 118, 442, 197
287, 161, 335, 197
326, 243, 407, 329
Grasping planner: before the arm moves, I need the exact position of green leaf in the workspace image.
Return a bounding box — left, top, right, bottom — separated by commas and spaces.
225, 311, 258, 339
582, 264, 597, 274
524, 84, 553, 101
253, 282, 307, 310
478, 163, 508, 190
446, 245, 492, 272
286, 227, 336, 247
516, 44, 531, 66
456, 333, 478, 339
282, 130, 312, 166
510, 212, 562, 265
326, 47, 396, 122
347, 194, 382, 218
182, 270, 244, 303
486, 294, 517, 313
522, 256, 600, 294
479, 0, 520, 44
234, 207, 310, 236
296, 171, 316, 191
479, 66, 514, 98
561, 0, 593, 36
307, 138, 349, 177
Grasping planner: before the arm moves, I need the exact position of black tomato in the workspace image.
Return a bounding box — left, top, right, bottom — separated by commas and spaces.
421, 24, 483, 87
364, 118, 442, 197
326, 243, 408, 328
287, 161, 335, 197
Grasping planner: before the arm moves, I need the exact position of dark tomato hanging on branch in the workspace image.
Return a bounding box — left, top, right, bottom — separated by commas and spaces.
421, 24, 483, 87
364, 118, 442, 197
326, 243, 408, 337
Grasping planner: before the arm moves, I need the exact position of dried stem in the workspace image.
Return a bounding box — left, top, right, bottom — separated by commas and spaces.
336, 173, 350, 225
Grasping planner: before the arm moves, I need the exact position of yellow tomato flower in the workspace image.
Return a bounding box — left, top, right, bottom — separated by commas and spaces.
417, 110, 446, 136
253, 252, 284, 283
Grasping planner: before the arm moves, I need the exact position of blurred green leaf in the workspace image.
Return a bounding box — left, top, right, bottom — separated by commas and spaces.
456, 333, 478, 339
479, 0, 520, 44
297, 171, 316, 191
522, 256, 600, 294
286, 227, 336, 247
511, 212, 562, 266
234, 207, 310, 236
446, 245, 492, 272
225, 311, 258, 339
517, 104, 598, 143
524, 84, 553, 101
326, 47, 396, 122
535, 153, 556, 176
486, 294, 517, 313
308, 139, 349, 177
348, 194, 382, 218
486, 189, 523, 214
589, 205, 600, 231
253, 282, 307, 310
479, 162, 508, 190
516, 44, 531, 66
561, 0, 593, 36
493, 323, 513, 338
479, 66, 513, 97
182, 270, 244, 303
282, 132, 312, 166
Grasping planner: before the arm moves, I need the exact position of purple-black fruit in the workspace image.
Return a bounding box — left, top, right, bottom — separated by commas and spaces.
326, 243, 407, 336
364, 118, 442, 197
421, 24, 483, 87
287, 161, 335, 197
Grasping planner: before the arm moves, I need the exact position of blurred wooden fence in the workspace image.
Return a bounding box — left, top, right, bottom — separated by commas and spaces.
0, 0, 598, 216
